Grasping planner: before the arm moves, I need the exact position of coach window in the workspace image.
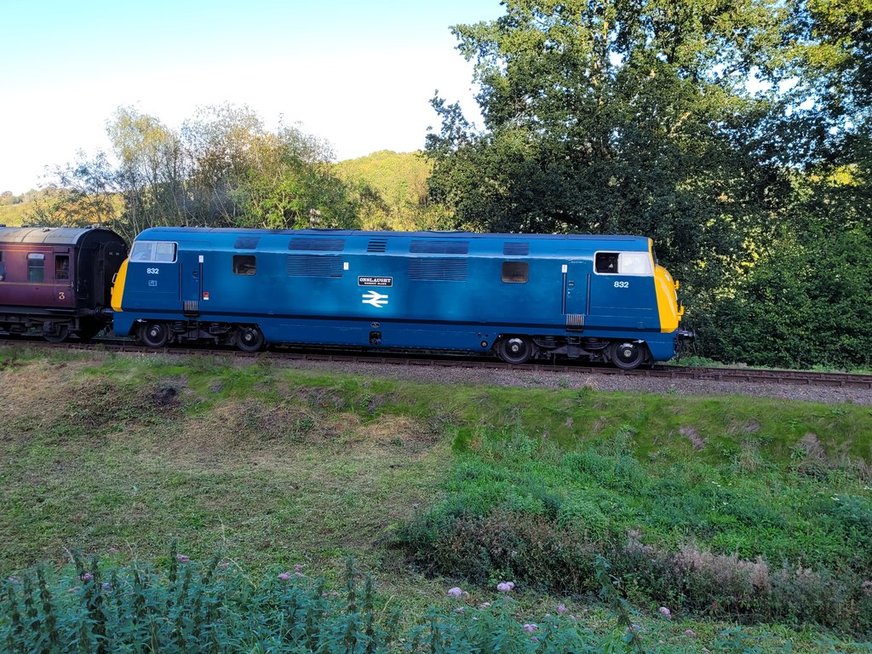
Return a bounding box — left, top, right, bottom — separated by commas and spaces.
501, 261, 528, 283
233, 255, 256, 276
28, 253, 45, 282
0, 251, 5, 281
55, 255, 70, 281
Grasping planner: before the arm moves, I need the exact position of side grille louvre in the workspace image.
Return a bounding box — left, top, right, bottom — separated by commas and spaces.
408, 258, 467, 281
367, 239, 388, 253
286, 255, 343, 277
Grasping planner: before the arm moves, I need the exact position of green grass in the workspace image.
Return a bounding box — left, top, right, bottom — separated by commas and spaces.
1, 346, 871, 651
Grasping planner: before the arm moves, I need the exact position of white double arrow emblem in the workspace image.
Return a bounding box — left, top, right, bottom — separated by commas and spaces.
361, 290, 389, 308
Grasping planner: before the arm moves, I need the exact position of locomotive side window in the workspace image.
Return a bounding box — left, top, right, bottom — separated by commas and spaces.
595, 251, 653, 275
0, 251, 5, 281
595, 252, 619, 273
619, 252, 653, 275
501, 261, 528, 283
27, 253, 45, 282
131, 241, 177, 263
233, 255, 256, 276
55, 255, 70, 281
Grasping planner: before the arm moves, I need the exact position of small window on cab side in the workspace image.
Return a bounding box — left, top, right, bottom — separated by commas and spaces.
55, 255, 70, 281
501, 261, 528, 283
233, 255, 256, 276
595, 252, 619, 273
28, 253, 45, 282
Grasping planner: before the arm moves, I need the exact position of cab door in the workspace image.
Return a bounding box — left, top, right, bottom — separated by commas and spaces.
562, 260, 591, 330
179, 251, 204, 317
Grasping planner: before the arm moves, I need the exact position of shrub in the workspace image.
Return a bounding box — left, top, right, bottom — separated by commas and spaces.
0, 551, 679, 654
399, 512, 872, 635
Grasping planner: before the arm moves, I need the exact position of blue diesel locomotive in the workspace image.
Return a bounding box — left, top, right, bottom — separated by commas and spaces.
110, 228, 688, 368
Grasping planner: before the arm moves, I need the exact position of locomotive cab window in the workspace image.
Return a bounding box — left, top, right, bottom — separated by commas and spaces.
595, 251, 653, 276
55, 255, 70, 281
501, 261, 528, 283
595, 252, 619, 273
130, 240, 177, 263
233, 255, 256, 276
619, 252, 653, 275
27, 253, 45, 282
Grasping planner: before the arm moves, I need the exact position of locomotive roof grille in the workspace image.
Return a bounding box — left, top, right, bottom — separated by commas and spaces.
289, 237, 345, 252
234, 236, 260, 249
503, 242, 530, 256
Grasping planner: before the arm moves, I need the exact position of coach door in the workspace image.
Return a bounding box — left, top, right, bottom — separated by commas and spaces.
180, 251, 205, 317
562, 261, 591, 331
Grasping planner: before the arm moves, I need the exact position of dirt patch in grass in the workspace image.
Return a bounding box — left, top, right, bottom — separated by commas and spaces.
355, 414, 439, 453
680, 425, 706, 450
0, 359, 88, 429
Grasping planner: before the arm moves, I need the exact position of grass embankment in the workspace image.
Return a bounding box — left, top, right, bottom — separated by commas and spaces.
1, 347, 870, 650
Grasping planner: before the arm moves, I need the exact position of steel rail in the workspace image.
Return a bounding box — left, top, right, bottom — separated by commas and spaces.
2, 335, 871, 390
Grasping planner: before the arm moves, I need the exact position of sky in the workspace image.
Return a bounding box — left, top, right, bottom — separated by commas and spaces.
0, 0, 503, 194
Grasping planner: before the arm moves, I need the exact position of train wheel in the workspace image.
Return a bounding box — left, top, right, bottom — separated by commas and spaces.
610, 341, 646, 370
498, 336, 533, 364
236, 326, 264, 353
139, 322, 170, 348
43, 324, 70, 344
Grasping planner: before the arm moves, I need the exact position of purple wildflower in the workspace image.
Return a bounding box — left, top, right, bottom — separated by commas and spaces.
80, 572, 93, 582
101, 582, 112, 592
658, 606, 672, 620
496, 581, 515, 593
447, 586, 463, 598
684, 629, 697, 637
278, 572, 292, 581
294, 563, 304, 573
556, 602, 568, 615
176, 555, 190, 564
523, 623, 538, 633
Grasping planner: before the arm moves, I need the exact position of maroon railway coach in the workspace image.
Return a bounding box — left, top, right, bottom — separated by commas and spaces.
0, 226, 127, 342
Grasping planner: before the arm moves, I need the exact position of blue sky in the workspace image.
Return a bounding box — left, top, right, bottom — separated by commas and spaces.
0, 0, 503, 194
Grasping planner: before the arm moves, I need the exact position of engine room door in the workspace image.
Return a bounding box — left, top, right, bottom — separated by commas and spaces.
562, 261, 591, 330
180, 253, 204, 317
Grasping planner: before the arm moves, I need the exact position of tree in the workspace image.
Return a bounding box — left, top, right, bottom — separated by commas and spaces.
35, 105, 364, 241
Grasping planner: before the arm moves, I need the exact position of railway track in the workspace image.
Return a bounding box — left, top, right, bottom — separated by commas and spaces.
2, 335, 871, 390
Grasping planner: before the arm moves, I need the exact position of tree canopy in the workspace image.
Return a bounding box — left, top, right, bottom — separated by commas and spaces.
36, 105, 369, 242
